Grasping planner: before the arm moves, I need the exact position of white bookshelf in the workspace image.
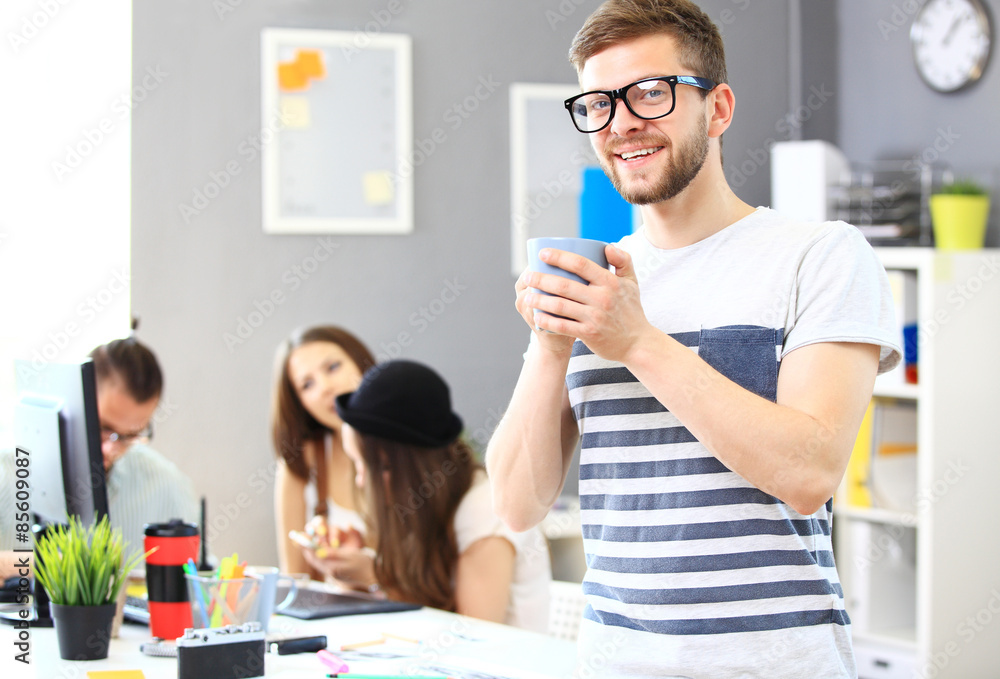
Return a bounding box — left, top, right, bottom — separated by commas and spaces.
834, 247, 1000, 678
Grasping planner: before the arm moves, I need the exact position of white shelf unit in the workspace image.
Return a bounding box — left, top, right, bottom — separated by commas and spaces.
834, 247, 1000, 678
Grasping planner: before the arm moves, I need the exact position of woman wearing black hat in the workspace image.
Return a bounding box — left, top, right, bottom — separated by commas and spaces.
300, 360, 552, 631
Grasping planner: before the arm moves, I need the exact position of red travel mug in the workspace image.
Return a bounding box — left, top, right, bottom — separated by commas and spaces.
144, 520, 199, 640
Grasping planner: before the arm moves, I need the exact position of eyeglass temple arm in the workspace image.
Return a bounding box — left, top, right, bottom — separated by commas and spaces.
676, 76, 717, 90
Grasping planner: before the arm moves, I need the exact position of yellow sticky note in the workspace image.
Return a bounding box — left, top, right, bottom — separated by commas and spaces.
280, 96, 311, 128
363, 171, 395, 205
87, 671, 145, 679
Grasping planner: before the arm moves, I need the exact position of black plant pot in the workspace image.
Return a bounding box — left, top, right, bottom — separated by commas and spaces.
49, 602, 117, 660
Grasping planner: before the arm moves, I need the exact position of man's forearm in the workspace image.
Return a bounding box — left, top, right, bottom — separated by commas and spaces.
0, 550, 32, 581
486, 342, 577, 531
622, 329, 878, 515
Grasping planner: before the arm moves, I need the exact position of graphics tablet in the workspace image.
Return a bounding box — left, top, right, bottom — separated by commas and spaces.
276, 586, 421, 620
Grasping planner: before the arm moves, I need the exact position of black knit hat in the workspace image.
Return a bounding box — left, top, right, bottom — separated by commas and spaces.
335, 360, 463, 448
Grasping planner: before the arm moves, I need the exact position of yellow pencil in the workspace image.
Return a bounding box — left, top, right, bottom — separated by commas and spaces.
382, 632, 420, 644
339, 636, 386, 651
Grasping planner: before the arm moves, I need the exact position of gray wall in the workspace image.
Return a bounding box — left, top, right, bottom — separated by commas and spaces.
837, 0, 1000, 246
132, 0, 818, 566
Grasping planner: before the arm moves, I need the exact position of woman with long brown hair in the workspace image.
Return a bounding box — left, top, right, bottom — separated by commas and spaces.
271, 325, 376, 580
301, 360, 551, 631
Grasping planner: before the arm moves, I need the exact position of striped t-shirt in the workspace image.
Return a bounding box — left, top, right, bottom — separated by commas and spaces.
571, 209, 900, 678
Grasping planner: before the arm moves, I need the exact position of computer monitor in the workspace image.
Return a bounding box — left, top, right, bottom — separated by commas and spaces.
13, 359, 108, 527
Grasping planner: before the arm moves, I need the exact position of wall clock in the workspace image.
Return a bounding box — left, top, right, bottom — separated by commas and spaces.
911, 0, 993, 93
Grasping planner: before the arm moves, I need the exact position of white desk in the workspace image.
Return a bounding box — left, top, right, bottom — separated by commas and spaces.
1, 607, 576, 678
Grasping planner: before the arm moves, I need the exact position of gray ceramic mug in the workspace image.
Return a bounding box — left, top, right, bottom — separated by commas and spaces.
526, 237, 611, 322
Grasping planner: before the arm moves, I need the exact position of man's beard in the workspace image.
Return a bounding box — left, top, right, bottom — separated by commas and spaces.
599, 116, 709, 206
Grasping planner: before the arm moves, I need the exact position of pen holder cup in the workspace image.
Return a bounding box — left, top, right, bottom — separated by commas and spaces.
184, 572, 262, 629
243, 566, 306, 633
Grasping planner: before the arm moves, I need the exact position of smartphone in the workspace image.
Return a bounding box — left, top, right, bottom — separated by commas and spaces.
288, 530, 319, 550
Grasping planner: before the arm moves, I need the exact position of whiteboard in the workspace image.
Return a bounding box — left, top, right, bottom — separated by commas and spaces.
261, 29, 413, 234
509, 83, 598, 275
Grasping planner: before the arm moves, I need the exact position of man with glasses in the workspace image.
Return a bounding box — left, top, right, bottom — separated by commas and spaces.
1, 338, 197, 578
487, 1, 899, 677
88, 337, 198, 559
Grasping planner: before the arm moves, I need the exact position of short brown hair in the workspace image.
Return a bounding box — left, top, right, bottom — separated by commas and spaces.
569, 0, 727, 85
270, 325, 376, 480
90, 338, 163, 403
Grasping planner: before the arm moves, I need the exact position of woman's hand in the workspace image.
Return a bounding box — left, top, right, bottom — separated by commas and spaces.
299, 521, 377, 593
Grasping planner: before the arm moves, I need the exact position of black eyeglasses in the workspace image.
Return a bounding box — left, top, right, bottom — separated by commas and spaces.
564, 75, 717, 133
101, 422, 153, 448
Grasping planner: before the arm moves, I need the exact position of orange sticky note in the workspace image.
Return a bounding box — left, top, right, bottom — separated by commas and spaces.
278, 63, 308, 92
86, 671, 145, 679
296, 49, 325, 78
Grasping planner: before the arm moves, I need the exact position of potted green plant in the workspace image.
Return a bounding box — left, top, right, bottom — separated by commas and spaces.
34, 515, 152, 660
930, 178, 991, 250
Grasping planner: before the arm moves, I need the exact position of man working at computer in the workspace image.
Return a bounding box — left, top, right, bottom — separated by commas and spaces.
487, 1, 901, 677
1, 337, 198, 578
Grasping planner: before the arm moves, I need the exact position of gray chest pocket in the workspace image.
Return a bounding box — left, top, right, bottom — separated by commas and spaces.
697, 325, 780, 402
